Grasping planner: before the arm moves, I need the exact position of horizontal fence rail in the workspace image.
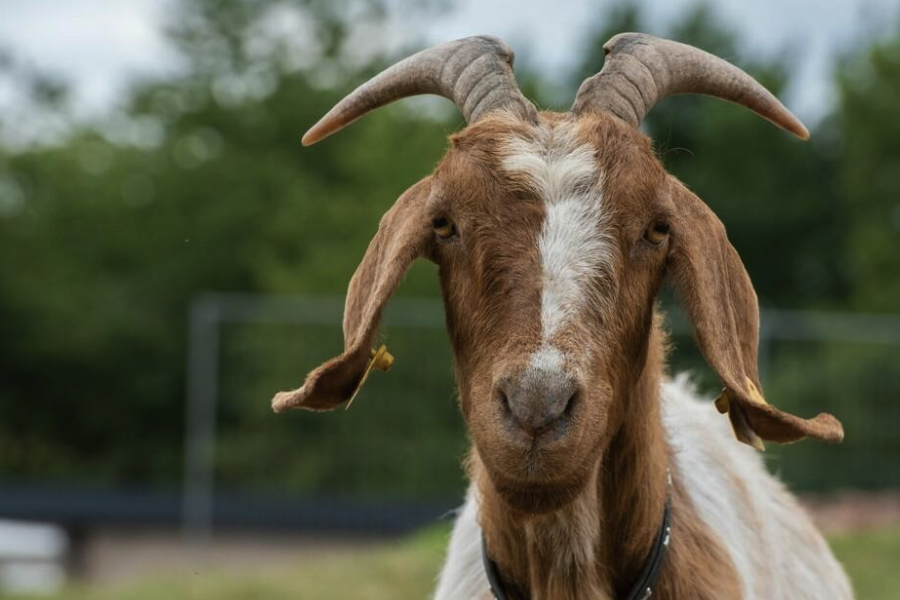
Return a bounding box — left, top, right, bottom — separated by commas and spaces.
181, 294, 900, 539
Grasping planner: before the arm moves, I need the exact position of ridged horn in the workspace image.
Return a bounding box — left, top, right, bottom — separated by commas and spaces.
302, 35, 537, 146
571, 33, 809, 140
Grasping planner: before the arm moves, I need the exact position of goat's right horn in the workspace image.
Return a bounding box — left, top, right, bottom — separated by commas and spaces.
571, 33, 809, 140
302, 35, 537, 146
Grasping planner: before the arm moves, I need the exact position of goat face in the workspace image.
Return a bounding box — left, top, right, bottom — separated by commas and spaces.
272, 34, 844, 514
429, 113, 671, 511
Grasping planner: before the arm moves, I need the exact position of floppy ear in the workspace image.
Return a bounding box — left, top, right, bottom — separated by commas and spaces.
666, 178, 844, 449
272, 177, 433, 412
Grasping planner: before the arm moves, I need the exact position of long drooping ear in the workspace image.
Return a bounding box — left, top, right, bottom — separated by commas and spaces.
666, 178, 844, 449
271, 178, 433, 412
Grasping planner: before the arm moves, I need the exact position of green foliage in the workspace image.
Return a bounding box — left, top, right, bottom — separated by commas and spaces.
836, 31, 900, 312
763, 341, 900, 491
0, 0, 452, 486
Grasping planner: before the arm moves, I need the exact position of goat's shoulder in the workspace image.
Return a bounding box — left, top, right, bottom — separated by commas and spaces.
661, 374, 853, 599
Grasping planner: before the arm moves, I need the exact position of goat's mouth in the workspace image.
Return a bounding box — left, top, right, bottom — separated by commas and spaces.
477, 435, 594, 514
489, 467, 591, 514
498, 407, 576, 453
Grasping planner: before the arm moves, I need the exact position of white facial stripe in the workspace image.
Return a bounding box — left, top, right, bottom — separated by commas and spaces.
502, 123, 613, 353
503, 135, 596, 205
527, 344, 565, 374
540, 196, 614, 337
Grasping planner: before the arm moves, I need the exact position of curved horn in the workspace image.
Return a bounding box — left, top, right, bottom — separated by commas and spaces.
302, 35, 536, 146
571, 33, 809, 140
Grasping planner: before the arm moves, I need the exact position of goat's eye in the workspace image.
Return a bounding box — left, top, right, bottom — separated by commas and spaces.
432, 216, 457, 240
644, 220, 670, 245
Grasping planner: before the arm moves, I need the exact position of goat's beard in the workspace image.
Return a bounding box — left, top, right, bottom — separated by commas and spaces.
479, 447, 599, 515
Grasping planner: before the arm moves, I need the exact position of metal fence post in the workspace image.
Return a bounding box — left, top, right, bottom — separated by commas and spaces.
182, 296, 221, 541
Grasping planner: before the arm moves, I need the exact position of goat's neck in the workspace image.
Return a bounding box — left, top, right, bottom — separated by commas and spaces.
474, 324, 670, 600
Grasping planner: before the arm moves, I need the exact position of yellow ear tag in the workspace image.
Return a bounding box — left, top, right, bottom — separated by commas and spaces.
715, 376, 769, 450
715, 376, 768, 414
345, 345, 394, 410
714, 389, 731, 414
744, 377, 768, 406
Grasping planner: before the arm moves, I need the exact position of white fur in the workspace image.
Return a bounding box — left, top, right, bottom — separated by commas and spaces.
433, 488, 493, 600
538, 196, 612, 339
526, 344, 564, 375
434, 376, 853, 600
502, 122, 613, 380
663, 375, 853, 600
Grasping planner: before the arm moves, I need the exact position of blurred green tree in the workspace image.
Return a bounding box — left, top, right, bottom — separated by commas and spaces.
0, 0, 453, 485
835, 28, 900, 313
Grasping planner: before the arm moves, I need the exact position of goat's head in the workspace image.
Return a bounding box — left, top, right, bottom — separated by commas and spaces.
273, 34, 844, 513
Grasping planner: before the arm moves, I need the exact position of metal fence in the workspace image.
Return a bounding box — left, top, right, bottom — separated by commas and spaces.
183, 294, 900, 537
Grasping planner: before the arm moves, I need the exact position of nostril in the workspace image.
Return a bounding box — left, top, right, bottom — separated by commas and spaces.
563, 390, 579, 417
495, 384, 513, 416
499, 389, 511, 413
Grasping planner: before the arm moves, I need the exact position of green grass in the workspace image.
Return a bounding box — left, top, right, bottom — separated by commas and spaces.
7, 526, 899, 600
831, 527, 900, 600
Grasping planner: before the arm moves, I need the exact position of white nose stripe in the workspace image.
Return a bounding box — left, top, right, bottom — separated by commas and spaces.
502, 122, 613, 350
528, 344, 565, 374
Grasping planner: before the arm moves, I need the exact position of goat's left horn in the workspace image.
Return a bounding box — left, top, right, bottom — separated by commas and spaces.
571, 33, 809, 140
302, 35, 537, 146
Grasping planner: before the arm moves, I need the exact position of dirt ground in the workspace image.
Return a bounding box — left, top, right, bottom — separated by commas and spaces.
803, 490, 900, 534
72, 491, 899, 585
77, 529, 382, 585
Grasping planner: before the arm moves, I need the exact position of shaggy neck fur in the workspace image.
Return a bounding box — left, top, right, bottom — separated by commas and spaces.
473, 319, 742, 600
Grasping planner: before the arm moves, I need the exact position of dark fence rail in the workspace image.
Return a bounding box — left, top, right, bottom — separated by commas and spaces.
0, 483, 457, 535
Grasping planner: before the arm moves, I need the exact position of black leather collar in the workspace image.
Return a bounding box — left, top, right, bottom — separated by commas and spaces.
482, 484, 673, 600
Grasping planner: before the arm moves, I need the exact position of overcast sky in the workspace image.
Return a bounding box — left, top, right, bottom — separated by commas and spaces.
0, 0, 898, 125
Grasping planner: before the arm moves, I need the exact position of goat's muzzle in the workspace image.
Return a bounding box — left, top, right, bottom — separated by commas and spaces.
494, 363, 581, 449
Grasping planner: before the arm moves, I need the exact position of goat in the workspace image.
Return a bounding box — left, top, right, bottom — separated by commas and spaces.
272, 34, 853, 599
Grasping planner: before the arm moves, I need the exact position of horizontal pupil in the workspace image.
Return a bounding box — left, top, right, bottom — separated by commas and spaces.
433, 217, 448, 229
654, 223, 670, 234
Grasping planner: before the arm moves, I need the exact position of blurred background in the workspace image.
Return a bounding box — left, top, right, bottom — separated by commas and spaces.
0, 0, 898, 598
